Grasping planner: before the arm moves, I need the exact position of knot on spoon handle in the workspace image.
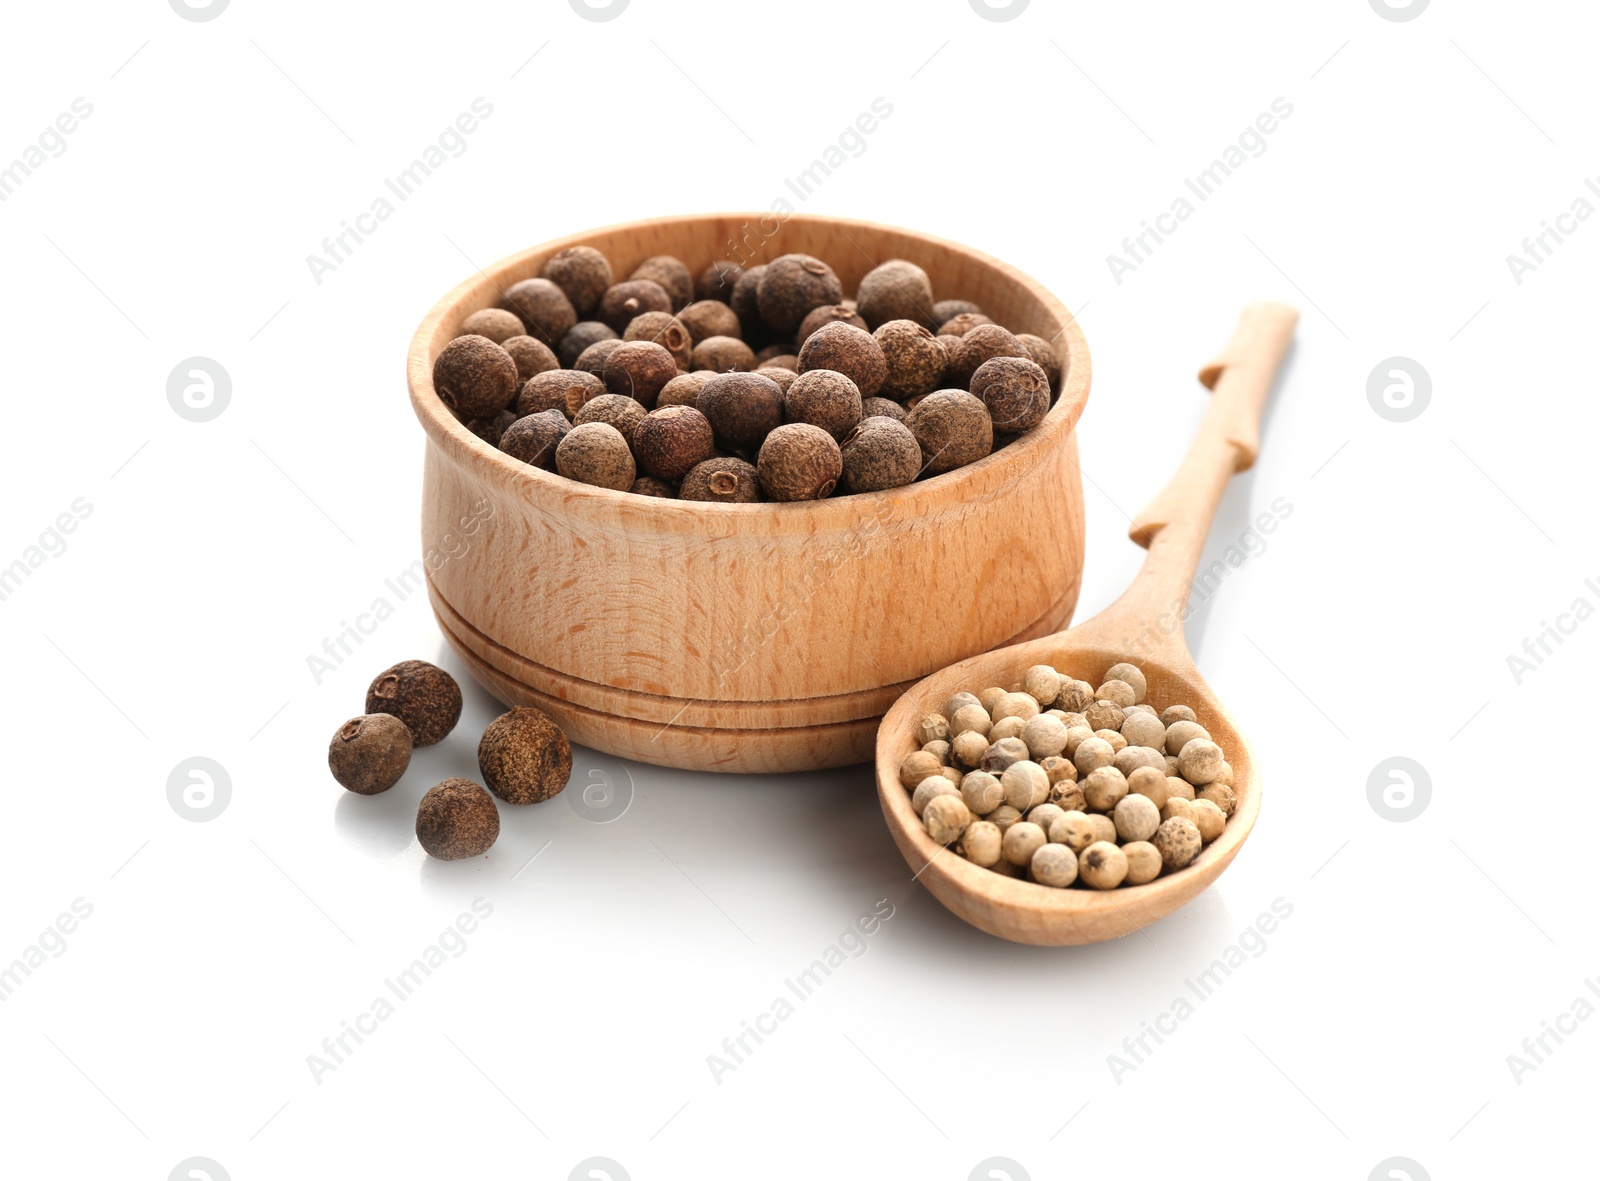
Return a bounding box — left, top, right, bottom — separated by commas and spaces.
1129, 301, 1299, 547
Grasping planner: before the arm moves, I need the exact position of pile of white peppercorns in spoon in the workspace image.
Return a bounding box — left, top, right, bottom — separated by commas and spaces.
899, 662, 1236, 889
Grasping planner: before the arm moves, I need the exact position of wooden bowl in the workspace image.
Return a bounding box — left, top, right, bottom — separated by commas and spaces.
406, 213, 1091, 773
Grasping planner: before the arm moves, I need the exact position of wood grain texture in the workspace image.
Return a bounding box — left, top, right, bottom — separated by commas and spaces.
875, 302, 1299, 945
406, 213, 1092, 772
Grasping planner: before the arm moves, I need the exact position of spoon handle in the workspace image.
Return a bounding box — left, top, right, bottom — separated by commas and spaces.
1090, 301, 1298, 662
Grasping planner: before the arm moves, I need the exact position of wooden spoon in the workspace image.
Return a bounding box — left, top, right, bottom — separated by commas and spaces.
875, 302, 1299, 945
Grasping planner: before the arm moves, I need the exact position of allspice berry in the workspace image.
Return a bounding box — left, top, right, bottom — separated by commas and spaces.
860, 396, 907, 422
559, 321, 618, 368
602, 340, 678, 407
681, 456, 760, 502
755, 344, 795, 366
797, 303, 868, 345
541, 245, 613, 316
949, 324, 1028, 388
416, 778, 499, 861
632, 405, 716, 481
328, 714, 412, 795
434, 335, 519, 419
696, 259, 743, 302
629, 255, 693, 311
932, 299, 983, 328
875, 320, 947, 400
657, 371, 715, 409
573, 338, 624, 376
755, 366, 798, 392
623, 311, 693, 370
556, 421, 636, 490
502, 335, 560, 383
1017, 333, 1061, 390
730, 264, 767, 333
783, 369, 862, 441
679, 299, 742, 344
478, 706, 572, 805
971, 355, 1051, 433
757, 254, 843, 335
597, 279, 672, 333
840, 416, 921, 492
692, 336, 758, 374
796, 322, 888, 398
855, 259, 935, 329
366, 659, 462, 747
500, 278, 577, 346
756, 423, 842, 501
459, 308, 525, 345
630, 476, 677, 498
574, 393, 649, 444
905, 390, 993, 475
938, 311, 995, 337
697, 371, 784, 451
466, 409, 516, 447
517, 369, 606, 420
499, 409, 570, 469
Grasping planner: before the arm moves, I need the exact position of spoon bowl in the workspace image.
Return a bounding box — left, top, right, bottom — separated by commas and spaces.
875, 302, 1298, 945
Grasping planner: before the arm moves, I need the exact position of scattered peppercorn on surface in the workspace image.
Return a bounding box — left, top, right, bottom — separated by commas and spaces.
899, 662, 1236, 890
433, 247, 1063, 502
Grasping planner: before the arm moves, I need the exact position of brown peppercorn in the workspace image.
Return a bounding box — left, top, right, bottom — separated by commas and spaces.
499, 409, 570, 469
597, 279, 672, 334
500, 278, 576, 346
459, 308, 524, 345
541, 245, 613, 316
971, 355, 1051, 433
559, 322, 618, 369
465, 409, 516, 447
796, 321, 887, 398
556, 421, 636, 490
678, 299, 742, 345
796, 303, 868, 346
855, 259, 935, 329
931, 299, 983, 328
573, 338, 624, 376
657, 371, 715, 409
632, 405, 716, 480
860, 397, 908, 422
840, 416, 921, 492
416, 778, 499, 860
874, 319, 947, 400
478, 706, 572, 805
949, 324, 1028, 388
574, 393, 649, 443
629, 255, 693, 311
629, 476, 677, 497
730, 264, 767, 334
755, 366, 798, 393
692, 336, 758, 374
697, 371, 784, 451
755, 344, 795, 366
681, 456, 760, 502
905, 390, 993, 475
366, 659, 462, 747
433, 335, 519, 419
696, 259, 743, 303
622, 311, 693, 370
328, 714, 412, 795
757, 254, 843, 335
937, 311, 995, 337
502, 335, 560, 384
1016, 333, 1061, 390
517, 369, 606, 420
783, 369, 862, 441
757, 423, 842, 501
602, 340, 678, 407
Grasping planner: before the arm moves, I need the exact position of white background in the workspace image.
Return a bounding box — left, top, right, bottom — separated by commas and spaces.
1, 1, 1593, 1178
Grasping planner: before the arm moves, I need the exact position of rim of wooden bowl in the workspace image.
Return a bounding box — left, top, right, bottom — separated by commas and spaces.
406, 213, 1091, 528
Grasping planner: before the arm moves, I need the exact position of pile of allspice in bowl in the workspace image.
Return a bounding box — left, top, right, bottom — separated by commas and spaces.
433, 248, 1062, 501
899, 662, 1236, 890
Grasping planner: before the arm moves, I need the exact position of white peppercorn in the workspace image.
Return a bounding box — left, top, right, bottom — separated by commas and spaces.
1002, 821, 1048, 867
1178, 738, 1225, 785
1049, 811, 1097, 852
1095, 679, 1137, 709
1120, 710, 1166, 750
924, 794, 973, 844
1021, 714, 1069, 759
1085, 700, 1126, 732
1166, 776, 1196, 802
981, 736, 1030, 773
952, 730, 990, 769
1122, 841, 1162, 885
1214, 761, 1234, 786
1047, 779, 1087, 812
1198, 781, 1236, 817
1165, 755, 1182, 778
1192, 798, 1226, 842
1104, 662, 1147, 702
1022, 665, 1062, 706
1114, 745, 1166, 778
1112, 793, 1161, 842
1031, 843, 1079, 887
1152, 816, 1203, 870
939, 766, 964, 788
944, 691, 983, 719
1087, 814, 1118, 844
992, 691, 1042, 723
978, 686, 1007, 714
1001, 760, 1050, 810
961, 770, 1005, 815
1062, 725, 1097, 756
950, 703, 992, 738
912, 775, 958, 817
899, 750, 941, 789
1057, 680, 1095, 713
922, 739, 951, 764
989, 804, 1023, 832
1040, 755, 1077, 784
989, 716, 1028, 742
1160, 796, 1197, 824
1073, 736, 1115, 776
960, 820, 1003, 868
1079, 841, 1129, 889
916, 714, 951, 746
1126, 703, 1158, 717
1127, 766, 1171, 808
1164, 720, 1210, 756
1160, 704, 1197, 726
1083, 766, 1129, 812
1028, 802, 1066, 835
1096, 729, 1128, 753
